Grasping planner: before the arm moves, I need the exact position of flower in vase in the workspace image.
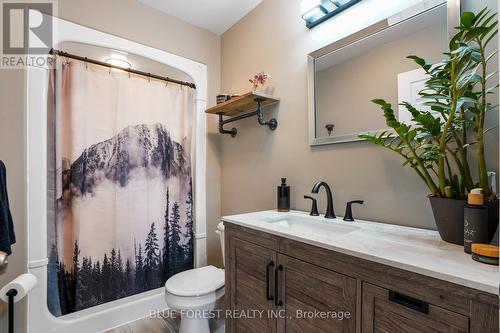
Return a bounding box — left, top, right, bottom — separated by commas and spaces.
249, 72, 271, 91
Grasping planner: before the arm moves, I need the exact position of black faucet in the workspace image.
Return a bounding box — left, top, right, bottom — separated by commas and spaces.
311, 181, 336, 219
304, 195, 319, 216
343, 200, 364, 222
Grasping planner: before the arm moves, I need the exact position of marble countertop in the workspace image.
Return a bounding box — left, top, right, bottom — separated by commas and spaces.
222, 210, 499, 295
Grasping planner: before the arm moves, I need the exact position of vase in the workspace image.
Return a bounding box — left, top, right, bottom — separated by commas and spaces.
429, 196, 499, 245
487, 199, 499, 244
429, 197, 465, 245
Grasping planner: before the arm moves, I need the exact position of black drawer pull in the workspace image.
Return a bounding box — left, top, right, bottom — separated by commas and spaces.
266, 261, 275, 301
389, 291, 429, 314
275, 265, 283, 307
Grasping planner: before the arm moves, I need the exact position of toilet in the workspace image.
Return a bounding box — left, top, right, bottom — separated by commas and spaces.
165, 222, 225, 333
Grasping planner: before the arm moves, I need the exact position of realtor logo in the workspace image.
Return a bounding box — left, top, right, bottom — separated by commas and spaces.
1, 1, 53, 68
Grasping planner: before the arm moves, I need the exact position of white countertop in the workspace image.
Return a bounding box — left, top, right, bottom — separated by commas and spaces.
222, 210, 499, 295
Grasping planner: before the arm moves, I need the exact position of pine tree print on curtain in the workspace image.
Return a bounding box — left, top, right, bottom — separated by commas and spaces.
47, 58, 195, 316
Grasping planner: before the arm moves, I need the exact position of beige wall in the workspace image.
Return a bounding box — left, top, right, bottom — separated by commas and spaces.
0, 69, 27, 333
0, 0, 221, 331
220, 0, 498, 230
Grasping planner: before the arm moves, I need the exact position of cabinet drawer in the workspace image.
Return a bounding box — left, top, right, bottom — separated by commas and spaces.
362, 282, 469, 333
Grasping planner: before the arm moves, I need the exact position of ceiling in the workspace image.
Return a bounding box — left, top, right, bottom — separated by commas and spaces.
138, 0, 263, 35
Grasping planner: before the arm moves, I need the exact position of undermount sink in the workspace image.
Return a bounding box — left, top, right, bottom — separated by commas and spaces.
263, 215, 359, 235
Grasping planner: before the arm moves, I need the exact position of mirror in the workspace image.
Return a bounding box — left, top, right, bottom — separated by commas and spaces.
308, 1, 458, 145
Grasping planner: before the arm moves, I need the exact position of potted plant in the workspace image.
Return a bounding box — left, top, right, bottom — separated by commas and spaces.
360, 8, 498, 245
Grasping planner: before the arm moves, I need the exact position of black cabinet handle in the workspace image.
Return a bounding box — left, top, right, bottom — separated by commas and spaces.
389, 291, 429, 314
275, 265, 283, 307
266, 261, 275, 301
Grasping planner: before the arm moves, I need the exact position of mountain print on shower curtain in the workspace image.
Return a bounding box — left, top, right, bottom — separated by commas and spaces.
48, 123, 194, 316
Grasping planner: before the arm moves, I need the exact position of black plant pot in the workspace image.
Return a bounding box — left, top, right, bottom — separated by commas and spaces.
429, 196, 499, 246
429, 197, 466, 245
487, 199, 499, 244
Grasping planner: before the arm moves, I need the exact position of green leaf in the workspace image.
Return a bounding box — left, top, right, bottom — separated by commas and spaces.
449, 31, 464, 51
444, 186, 454, 199
463, 143, 477, 148
485, 71, 498, 82
371, 99, 387, 106
471, 8, 489, 26
486, 85, 499, 94
424, 101, 451, 110
461, 11, 475, 28
479, 12, 497, 30
419, 93, 449, 100
485, 29, 499, 47
464, 27, 492, 41
468, 106, 481, 115
458, 96, 477, 104
485, 50, 499, 63
484, 126, 498, 135
486, 104, 499, 112
407, 55, 432, 71
406, 129, 417, 143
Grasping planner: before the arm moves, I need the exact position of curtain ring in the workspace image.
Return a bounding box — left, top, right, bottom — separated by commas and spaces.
165, 80, 168, 87
109, 66, 111, 75
128, 68, 131, 79
148, 73, 151, 83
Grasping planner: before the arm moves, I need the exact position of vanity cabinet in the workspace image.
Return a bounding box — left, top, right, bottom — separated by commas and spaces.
225, 223, 499, 333
226, 225, 357, 333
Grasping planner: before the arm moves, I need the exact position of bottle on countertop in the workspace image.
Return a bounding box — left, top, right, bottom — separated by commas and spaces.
464, 188, 490, 254
277, 178, 290, 212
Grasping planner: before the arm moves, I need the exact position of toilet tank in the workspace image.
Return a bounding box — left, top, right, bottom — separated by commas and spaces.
215, 222, 225, 267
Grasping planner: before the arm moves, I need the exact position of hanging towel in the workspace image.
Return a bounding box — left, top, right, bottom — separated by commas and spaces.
0, 160, 15, 255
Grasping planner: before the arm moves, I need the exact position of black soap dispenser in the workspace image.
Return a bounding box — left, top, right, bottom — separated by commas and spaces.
277, 178, 290, 212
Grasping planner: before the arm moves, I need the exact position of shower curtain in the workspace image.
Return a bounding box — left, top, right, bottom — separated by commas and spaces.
47, 58, 195, 316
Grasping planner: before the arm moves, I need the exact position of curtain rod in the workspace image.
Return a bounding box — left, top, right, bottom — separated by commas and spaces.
50, 49, 196, 89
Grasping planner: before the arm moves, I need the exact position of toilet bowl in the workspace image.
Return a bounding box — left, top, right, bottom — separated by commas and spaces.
165, 222, 225, 333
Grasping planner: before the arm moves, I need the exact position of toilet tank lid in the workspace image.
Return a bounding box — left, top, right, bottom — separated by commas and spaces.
217, 222, 224, 232
165, 265, 224, 297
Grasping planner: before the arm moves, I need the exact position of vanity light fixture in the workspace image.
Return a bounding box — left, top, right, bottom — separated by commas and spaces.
301, 0, 361, 29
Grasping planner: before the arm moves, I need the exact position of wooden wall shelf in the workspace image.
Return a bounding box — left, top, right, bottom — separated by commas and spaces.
205, 92, 279, 116
205, 92, 280, 137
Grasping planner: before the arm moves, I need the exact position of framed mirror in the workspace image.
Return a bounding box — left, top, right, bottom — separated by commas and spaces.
308, 0, 460, 146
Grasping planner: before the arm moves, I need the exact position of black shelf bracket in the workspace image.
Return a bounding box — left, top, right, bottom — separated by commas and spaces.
217, 98, 278, 137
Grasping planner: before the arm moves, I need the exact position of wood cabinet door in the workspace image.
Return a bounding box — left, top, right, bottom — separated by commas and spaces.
276, 254, 357, 333
227, 236, 278, 333
362, 282, 469, 333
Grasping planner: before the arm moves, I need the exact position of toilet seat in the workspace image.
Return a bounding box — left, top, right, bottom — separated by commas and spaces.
165, 265, 225, 297
165, 286, 225, 311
